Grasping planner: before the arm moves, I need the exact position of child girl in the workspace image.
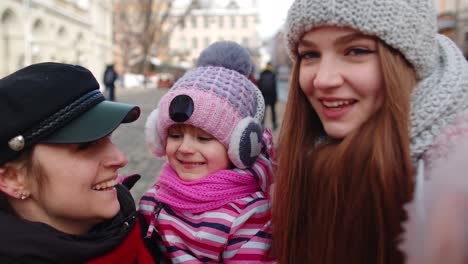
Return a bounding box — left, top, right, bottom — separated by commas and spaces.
140, 41, 275, 263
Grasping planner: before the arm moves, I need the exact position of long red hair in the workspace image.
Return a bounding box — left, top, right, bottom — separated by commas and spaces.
272, 42, 417, 263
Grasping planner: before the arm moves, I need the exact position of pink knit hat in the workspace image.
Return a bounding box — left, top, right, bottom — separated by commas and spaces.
145, 41, 265, 169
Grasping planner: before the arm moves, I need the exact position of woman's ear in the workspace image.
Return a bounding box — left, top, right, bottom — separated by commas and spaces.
0, 163, 28, 199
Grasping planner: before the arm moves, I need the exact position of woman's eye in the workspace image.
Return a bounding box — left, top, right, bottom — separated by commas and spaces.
347, 48, 375, 56
299, 51, 320, 59
77, 140, 98, 150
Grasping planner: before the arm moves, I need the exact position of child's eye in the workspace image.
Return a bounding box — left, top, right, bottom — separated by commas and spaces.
198, 136, 213, 142
347, 48, 375, 56
168, 133, 182, 139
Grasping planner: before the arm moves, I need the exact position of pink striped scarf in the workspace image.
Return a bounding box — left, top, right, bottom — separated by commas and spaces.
155, 163, 260, 213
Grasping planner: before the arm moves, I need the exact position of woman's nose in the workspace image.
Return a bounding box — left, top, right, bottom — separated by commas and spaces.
313, 57, 344, 90
103, 138, 128, 168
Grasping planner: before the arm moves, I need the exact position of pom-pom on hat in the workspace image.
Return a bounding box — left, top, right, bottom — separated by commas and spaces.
284, 0, 438, 79
145, 41, 265, 169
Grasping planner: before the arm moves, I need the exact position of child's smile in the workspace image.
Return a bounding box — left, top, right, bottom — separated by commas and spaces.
166, 125, 230, 181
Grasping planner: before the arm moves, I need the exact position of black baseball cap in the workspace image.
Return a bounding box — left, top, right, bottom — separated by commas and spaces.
0, 62, 140, 165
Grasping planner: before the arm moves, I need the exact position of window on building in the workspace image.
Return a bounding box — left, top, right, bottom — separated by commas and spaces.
57, 26, 67, 39
204, 16, 209, 28
180, 18, 186, 29
33, 19, 45, 34
242, 37, 248, 47
191, 16, 197, 28
219, 16, 224, 28
76, 0, 89, 9
181, 37, 187, 50
231, 16, 236, 28
227, 0, 239, 9
204, 37, 210, 47
192, 37, 198, 49
242, 16, 248, 28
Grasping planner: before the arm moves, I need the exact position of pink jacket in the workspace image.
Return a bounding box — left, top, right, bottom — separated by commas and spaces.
139, 130, 275, 263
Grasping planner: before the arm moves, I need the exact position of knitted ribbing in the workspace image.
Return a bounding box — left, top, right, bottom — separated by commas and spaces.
155, 163, 259, 213
284, 0, 438, 79
156, 67, 258, 148
410, 35, 468, 161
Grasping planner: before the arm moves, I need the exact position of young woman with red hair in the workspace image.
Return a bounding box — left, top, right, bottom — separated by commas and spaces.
273, 0, 468, 263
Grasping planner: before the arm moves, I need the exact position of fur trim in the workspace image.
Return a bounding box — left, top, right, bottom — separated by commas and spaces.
145, 108, 165, 157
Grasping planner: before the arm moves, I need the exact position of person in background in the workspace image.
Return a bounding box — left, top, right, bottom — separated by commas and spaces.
103, 63, 118, 101
140, 41, 275, 263
248, 64, 258, 86
0, 62, 157, 263
258, 62, 278, 130
272, 0, 468, 263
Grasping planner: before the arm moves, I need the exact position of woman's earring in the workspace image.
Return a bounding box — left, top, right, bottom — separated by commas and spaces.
19, 191, 30, 200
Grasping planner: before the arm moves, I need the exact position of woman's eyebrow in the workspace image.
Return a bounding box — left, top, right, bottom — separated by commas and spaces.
298, 32, 375, 50
297, 38, 316, 50
335, 33, 376, 46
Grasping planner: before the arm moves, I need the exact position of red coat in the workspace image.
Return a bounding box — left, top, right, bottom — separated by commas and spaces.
87, 220, 155, 264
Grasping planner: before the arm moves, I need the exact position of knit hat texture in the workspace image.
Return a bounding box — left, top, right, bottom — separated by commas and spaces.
146, 41, 265, 168
284, 0, 438, 79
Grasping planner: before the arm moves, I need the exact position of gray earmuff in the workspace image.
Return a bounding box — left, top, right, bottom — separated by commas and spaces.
228, 117, 263, 169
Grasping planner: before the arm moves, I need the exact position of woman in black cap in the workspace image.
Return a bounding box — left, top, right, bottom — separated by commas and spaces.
0, 62, 157, 263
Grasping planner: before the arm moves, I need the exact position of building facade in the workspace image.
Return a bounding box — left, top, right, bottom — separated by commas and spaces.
436, 0, 468, 55
0, 0, 113, 82
168, 0, 261, 69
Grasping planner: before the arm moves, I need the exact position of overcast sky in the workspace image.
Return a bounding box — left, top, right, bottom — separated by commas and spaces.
257, 0, 295, 39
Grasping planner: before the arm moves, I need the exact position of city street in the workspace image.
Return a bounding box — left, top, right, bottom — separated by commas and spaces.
113, 82, 288, 202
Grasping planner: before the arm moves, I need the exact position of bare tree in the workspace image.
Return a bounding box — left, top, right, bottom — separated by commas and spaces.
113, 0, 196, 75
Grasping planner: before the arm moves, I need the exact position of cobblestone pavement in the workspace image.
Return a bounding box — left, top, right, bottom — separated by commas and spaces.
112, 87, 167, 202
113, 85, 287, 203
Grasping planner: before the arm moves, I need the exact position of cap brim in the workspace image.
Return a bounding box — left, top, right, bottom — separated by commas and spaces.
42, 101, 140, 144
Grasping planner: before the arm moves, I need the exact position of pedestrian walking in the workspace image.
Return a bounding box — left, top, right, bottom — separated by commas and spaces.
258, 62, 278, 130
103, 64, 118, 101
272, 0, 468, 263
0, 62, 158, 263
139, 41, 275, 263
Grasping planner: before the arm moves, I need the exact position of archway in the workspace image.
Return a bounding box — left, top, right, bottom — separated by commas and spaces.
31, 18, 46, 63
1, 9, 19, 75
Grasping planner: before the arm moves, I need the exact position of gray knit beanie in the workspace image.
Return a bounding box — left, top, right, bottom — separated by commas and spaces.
285, 0, 439, 79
